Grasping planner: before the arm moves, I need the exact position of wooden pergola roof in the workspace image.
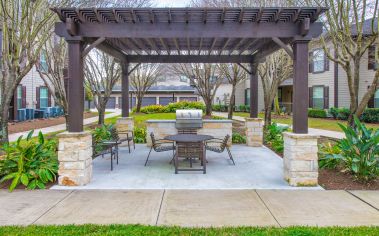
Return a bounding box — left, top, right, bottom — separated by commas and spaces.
53, 7, 327, 63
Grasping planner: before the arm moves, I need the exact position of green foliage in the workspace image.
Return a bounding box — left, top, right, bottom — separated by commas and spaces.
133, 127, 147, 143
329, 107, 350, 120
318, 142, 342, 169
212, 104, 228, 112
361, 108, 379, 123
232, 133, 246, 144
308, 108, 327, 118
165, 101, 205, 113
92, 124, 116, 154
0, 131, 58, 192
264, 123, 289, 154
139, 104, 167, 114
336, 117, 379, 181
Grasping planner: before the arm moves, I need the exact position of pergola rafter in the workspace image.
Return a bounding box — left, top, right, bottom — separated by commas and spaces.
52, 7, 327, 134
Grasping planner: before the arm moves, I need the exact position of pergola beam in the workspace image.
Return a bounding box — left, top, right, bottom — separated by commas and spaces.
125, 55, 255, 63
55, 22, 323, 39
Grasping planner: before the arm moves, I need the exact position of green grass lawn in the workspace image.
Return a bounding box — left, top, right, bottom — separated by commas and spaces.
0, 225, 378, 236
233, 112, 379, 132
105, 113, 176, 128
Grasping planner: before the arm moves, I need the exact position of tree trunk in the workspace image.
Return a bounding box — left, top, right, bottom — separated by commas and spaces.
205, 100, 212, 117
347, 61, 360, 127
264, 104, 272, 129
136, 96, 142, 113
274, 95, 281, 115
0, 103, 10, 144
64, 113, 69, 131
98, 106, 105, 125
227, 85, 236, 119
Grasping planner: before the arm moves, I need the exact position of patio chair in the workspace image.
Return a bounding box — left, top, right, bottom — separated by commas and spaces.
145, 132, 175, 166
92, 137, 119, 171
205, 134, 235, 165
110, 128, 135, 153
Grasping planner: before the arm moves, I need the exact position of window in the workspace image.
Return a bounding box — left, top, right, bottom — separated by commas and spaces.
313, 49, 325, 72
312, 86, 324, 109
375, 89, 379, 108
17, 86, 22, 109
39, 52, 48, 72
245, 88, 250, 106
40, 87, 49, 108
179, 76, 188, 82
368, 46, 377, 70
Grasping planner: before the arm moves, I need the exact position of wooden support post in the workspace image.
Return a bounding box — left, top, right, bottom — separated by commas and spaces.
292, 40, 310, 133
67, 39, 84, 132
249, 62, 259, 118
121, 63, 130, 117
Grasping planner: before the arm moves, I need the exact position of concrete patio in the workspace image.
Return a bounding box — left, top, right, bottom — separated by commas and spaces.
0, 189, 378, 226
52, 144, 321, 190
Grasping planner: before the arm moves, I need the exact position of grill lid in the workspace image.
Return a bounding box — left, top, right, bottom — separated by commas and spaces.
175, 109, 203, 129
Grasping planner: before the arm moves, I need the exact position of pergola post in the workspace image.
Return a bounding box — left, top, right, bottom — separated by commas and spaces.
283, 39, 318, 187
67, 40, 85, 132
121, 63, 129, 117
116, 63, 134, 140
57, 39, 93, 186
292, 40, 310, 134
246, 62, 263, 147
249, 62, 258, 118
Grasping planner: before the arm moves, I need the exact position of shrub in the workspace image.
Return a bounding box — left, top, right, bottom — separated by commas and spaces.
361, 108, 379, 123
264, 123, 289, 154
133, 127, 147, 143
212, 104, 228, 112
165, 101, 205, 113
0, 131, 58, 191
328, 107, 351, 120
318, 142, 342, 169
239, 105, 246, 112
329, 107, 339, 119
308, 108, 327, 118
92, 124, 116, 154
322, 117, 379, 181
232, 133, 246, 144
140, 105, 166, 114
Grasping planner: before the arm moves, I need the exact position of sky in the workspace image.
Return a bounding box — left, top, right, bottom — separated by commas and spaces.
155, 0, 191, 7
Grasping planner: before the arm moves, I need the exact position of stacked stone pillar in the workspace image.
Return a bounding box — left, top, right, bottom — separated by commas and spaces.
245, 118, 263, 147
57, 132, 92, 186
283, 132, 319, 186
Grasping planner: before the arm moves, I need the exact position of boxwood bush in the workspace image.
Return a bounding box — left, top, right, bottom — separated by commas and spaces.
308, 108, 327, 118
134, 101, 206, 114
361, 108, 379, 123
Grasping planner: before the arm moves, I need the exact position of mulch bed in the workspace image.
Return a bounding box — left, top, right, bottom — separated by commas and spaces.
319, 169, 379, 190
8, 112, 97, 134
0, 179, 57, 190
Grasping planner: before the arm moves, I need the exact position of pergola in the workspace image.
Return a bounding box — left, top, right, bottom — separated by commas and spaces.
53, 7, 326, 134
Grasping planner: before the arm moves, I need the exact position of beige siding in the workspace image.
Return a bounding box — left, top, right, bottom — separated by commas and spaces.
19, 65, 54, 109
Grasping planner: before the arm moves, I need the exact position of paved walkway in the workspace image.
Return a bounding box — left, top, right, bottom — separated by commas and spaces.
213, 112, 345, 139
9, 111, 121, 142
0, 189, 378, 226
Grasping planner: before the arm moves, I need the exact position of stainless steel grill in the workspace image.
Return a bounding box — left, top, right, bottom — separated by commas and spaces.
175, 109, 203, 129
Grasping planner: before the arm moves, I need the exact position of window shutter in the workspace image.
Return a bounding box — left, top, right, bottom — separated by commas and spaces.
367, 94, 375, 108
36, 87, 40, 109
14, 87, 18, 110
309, 52, 314, 73
22, 86, 26, 108
48, 88, 52, 107
368, 46, 375, 70
324, 48, 330, 71
309, 87, 313, 108
323, 86, 329, 109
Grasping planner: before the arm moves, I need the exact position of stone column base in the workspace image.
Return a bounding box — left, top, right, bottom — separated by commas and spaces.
116, 117, 134, 147
245, 118, 263, 147
57, 131, 92, 186
283, 132, 319, 187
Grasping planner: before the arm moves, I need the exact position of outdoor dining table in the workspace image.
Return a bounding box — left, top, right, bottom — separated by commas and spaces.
164, 134, 214, 174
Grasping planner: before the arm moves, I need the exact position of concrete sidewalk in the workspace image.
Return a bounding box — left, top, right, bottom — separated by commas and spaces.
9, 111, 121, 142
213, 112, 345, 140
0, 189, 378, 227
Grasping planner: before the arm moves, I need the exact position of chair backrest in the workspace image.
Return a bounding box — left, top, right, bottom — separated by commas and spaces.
220, 134, 230, 151
110, 126, 119, 141
150, 132, 159, 149
177, 129, 197, 134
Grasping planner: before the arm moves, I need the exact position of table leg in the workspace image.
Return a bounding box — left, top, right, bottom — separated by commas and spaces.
175, 144, 178, 174
203, 141, 206, 174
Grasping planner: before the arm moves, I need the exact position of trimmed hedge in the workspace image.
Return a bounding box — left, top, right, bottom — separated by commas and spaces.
361, 108, 379, 123
328, 107, 379, 123
133, 101, 206, 114
212, 104, 228, 112
308, 108, 327, 118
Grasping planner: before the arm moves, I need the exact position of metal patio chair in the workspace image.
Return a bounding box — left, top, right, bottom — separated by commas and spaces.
145, 132, 175, 166
205, 134, 235, 165
111, 128, 135, 153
